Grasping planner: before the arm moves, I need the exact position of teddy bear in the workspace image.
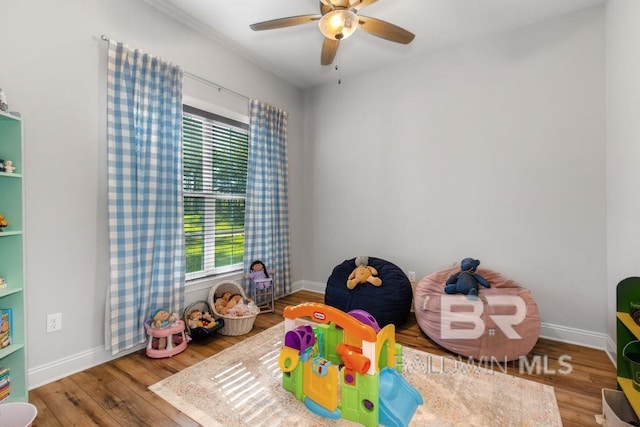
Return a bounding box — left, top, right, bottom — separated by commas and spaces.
347, 256, 382, 290
444, 257, 490, 299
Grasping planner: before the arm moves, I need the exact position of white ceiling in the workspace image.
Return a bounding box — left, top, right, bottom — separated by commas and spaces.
145, 0, 605, 89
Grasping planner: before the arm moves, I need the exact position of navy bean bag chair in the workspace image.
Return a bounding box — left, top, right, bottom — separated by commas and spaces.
324, 257, 413, 327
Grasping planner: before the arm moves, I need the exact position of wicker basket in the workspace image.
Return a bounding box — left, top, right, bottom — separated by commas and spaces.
208, 280, 257, 336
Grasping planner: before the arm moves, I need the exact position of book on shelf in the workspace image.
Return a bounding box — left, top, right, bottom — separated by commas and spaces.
0, 308, 12, 349
0, 367, 9, 402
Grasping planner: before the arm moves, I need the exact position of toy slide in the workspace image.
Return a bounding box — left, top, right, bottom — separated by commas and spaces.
378, 367, 423, 427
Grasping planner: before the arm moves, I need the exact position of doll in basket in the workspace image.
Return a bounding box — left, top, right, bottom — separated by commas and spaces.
215, 293, 257, 316
244, 260, 274, 290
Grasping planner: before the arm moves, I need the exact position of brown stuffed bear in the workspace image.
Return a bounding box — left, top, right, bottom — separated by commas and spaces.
347, 256, 383, 290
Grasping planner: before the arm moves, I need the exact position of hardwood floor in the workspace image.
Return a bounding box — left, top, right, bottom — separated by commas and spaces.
30, 290, 616, 426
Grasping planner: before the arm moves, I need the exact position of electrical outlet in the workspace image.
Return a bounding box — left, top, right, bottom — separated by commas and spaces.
47, 313, 62, 333
408, 271, 416, 282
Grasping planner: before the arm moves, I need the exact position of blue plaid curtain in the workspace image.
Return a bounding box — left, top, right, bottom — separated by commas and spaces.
106, 40, 184, 354
244, 100, 291, 297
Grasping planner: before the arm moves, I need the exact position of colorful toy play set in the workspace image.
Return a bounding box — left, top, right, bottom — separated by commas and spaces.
278, 302, 423, 427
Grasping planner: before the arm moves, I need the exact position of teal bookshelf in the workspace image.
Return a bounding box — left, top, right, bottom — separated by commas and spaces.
0, 110, 27, 402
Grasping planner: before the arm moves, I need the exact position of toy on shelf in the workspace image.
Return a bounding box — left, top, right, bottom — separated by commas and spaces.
279, 302, 423, 427
144, 308, 187, 358
3, 160, 15, 173
0, 214, 7, 231
0, 88, 7, 112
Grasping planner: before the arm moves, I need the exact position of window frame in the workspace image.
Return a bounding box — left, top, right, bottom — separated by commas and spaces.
182, 97, 250, 282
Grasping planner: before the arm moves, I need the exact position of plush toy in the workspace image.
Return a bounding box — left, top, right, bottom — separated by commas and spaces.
444, 257, 490, 299
188, 309, 217, 329
347, 256, 382, 290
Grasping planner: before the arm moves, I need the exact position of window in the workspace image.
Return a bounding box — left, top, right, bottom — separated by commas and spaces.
183, 105, 249, 280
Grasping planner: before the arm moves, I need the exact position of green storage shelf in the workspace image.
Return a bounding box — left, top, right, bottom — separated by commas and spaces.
0, 109, 26, 403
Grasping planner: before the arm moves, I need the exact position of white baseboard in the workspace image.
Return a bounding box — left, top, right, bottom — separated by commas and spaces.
28, 343, 145, 390
539, 322, 609, 350
295, 280, 325, 294
605, 335, 617, 367
28, 278, 613, 389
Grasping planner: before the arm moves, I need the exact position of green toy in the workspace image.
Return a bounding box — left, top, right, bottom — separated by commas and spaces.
278, 302, 422, 427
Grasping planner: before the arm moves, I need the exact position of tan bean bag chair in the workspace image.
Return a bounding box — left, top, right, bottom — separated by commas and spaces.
414, 265, 541, 361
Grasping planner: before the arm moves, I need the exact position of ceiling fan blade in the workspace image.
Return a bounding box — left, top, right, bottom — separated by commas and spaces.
320, 2, 332, 15
250, 14, 321, 31
321, 38, 340, 65
351, 0, 378, 11
357, 15, 415, 44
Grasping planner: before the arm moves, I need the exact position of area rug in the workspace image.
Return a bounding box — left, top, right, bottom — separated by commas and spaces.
149, 322, 562, 427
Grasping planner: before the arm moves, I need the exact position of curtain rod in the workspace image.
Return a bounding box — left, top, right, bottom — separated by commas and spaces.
100, 35, 250, 103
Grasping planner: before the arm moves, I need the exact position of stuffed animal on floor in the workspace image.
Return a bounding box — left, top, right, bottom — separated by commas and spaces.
347, 256, 383, 290
444, 257, 490, 299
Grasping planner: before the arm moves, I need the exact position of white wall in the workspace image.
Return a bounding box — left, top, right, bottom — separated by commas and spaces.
606, 0, 640, 356
0, 0, 304, 388
302, 7, 606, 339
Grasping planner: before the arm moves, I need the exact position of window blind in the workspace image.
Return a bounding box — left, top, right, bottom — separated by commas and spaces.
183, 105, 249, 278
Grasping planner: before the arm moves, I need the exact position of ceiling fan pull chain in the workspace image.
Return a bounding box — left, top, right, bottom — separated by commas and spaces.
335, 46, 342, 84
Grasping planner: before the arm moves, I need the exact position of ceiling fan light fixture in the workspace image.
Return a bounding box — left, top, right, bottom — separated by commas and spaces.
318, 10, 359, 40
320, 0, 358, 6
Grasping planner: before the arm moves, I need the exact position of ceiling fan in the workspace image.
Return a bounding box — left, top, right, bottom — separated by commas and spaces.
249, 0, 415, 66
